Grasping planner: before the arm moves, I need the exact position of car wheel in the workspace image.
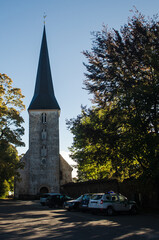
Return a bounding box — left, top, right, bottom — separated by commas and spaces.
106, 206, 114, 216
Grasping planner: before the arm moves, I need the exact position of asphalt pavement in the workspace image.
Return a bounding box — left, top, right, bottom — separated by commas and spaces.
0, 199, 159, 240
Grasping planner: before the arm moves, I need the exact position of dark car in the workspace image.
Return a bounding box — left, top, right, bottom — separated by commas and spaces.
46, 194, 72, 208
40, 193, 59, 206
64, 194, 92, 211
79, 194, 93, 211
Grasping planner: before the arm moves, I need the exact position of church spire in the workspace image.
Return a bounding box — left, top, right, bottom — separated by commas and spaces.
28, 26, 60, 110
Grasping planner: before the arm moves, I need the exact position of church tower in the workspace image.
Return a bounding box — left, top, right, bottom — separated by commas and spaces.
27, 25, 60, 194
14, 26, 72, 198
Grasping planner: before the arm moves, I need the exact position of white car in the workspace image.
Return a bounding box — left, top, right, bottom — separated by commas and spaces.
88, 191, 137, 215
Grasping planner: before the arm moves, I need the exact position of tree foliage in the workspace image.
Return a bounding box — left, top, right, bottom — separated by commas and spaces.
67, 9, 159, 182
0, 141, 23, 197
0, 74, 25, 196
0, 74, 25, 147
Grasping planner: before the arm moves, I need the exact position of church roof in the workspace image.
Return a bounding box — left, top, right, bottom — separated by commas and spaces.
28, 26, 60, 111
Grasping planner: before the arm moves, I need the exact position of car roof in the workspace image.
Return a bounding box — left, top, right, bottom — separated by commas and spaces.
83, 193, 93, 196
92, 191, 116, 196
48, 193, 61, 195
41, 193, 61, 196
92, 193, 105, 195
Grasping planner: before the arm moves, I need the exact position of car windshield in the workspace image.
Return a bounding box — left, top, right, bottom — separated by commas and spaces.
91, 194, 103, 200
65, 196, 72, 200
83, 195, 91, 200
60, 195, 71, 200
75, 196, 83, 201
41, 194, 49, 198
118, 194, 127, 202
111, 194, 118, 201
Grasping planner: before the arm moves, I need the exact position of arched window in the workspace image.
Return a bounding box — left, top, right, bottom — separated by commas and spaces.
41, 129, 47, 140
41, 113, 47, 124
41, 158, 46, 165
41, 145, 47, 157
60, 170, 63, 180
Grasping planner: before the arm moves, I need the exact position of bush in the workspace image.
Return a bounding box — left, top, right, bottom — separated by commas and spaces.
0, 180, 10, 198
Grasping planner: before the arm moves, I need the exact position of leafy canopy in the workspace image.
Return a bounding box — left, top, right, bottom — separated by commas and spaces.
67, 9, 159, 182
0, 74, 25, 147
0, 74, 25, 196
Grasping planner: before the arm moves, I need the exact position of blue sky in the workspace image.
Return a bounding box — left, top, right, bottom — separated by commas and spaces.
1, 0, 159, 175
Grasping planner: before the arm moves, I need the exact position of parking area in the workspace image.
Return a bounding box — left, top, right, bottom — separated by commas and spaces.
0, 200, 159, 240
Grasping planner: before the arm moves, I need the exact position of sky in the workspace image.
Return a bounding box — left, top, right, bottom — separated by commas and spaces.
1, 0, 159, 177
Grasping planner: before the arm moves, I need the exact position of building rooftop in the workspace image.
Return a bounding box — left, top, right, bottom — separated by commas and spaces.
28, 26, 60, 111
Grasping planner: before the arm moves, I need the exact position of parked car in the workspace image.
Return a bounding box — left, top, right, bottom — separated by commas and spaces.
40, 193, 60, 206
40, 193, 53, 206
46, 194, 72, 208
64, 194, 92, 211
88, 191, 138, 215
64, 195, 82, 211
79, 194, 93, 211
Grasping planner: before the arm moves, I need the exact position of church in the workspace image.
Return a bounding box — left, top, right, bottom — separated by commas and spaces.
15, 26, 72, 198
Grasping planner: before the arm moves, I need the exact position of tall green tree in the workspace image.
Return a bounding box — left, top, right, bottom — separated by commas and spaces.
67, 107, 114, 181
0, 74, 25, 146
67, 105, 143, 181
67, 9, 159, 182
0, 74, 25, 196
0, 141, 23, 197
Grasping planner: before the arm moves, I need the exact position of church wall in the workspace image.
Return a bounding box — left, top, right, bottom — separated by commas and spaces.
14, 151, 30, 198
60, 155, 72, 185
28, 110, 60, 194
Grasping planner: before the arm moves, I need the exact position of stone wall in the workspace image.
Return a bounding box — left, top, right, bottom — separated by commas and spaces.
15, 109, 60, 197
14, 151, 30, 198
29, 110, 60, 194
60, 155, 73, 185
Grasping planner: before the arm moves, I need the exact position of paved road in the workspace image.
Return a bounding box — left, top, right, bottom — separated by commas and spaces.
0, 200, 159, 240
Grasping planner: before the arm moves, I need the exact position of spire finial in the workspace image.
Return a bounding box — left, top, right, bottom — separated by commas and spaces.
43, 13, 47, 25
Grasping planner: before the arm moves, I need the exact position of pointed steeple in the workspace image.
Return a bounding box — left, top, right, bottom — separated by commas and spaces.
28, 26, 60, 110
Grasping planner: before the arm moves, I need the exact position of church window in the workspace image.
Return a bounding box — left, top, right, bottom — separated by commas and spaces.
42, 113, 47, 124
41, 145, 47, 157
41, 129, 47, 140
60, 170, 63, 180
41, 158, 46, 165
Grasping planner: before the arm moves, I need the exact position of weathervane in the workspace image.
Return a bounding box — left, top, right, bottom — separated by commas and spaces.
43, 13, 47, 25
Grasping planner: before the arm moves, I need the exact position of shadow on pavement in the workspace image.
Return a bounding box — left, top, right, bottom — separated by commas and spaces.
0, 200, 159, 240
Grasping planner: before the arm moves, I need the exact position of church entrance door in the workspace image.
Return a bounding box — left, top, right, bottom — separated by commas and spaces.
40, 187, 49, 193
